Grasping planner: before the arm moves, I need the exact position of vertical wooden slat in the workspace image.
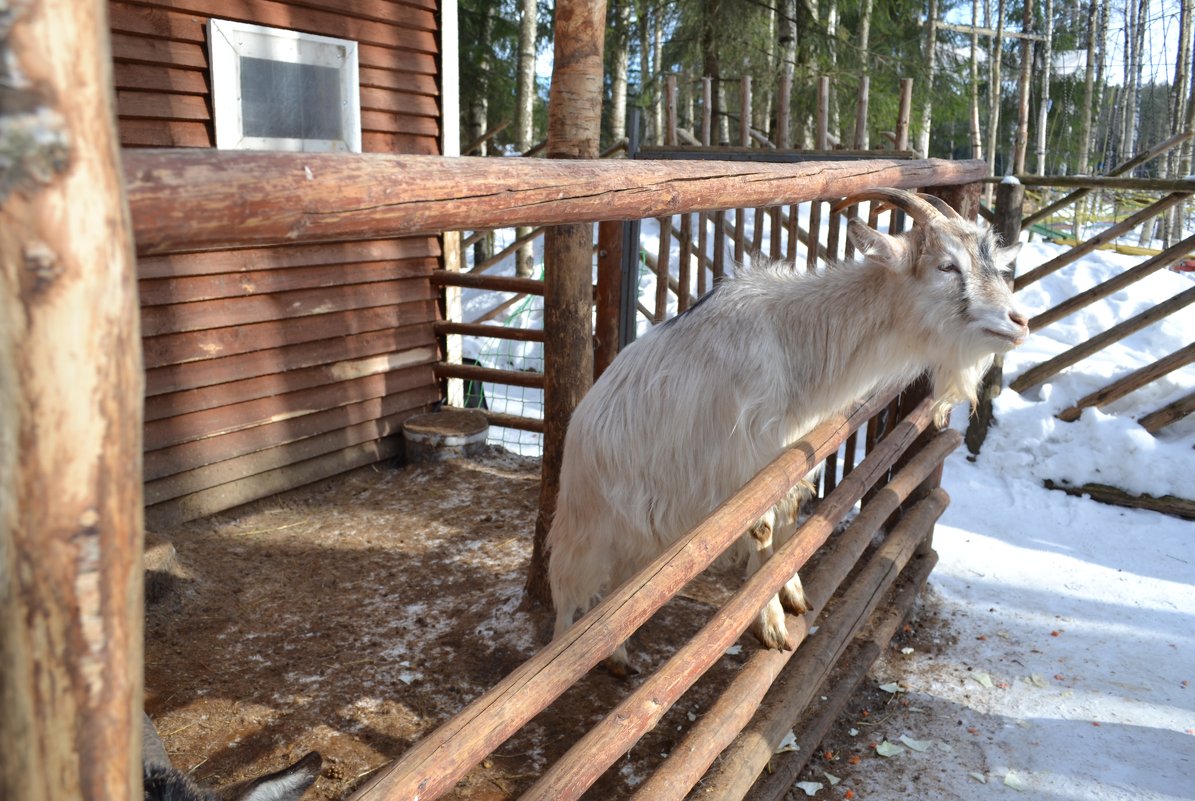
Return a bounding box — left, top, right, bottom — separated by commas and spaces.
656, 218, 672, 322
595, 220, 623, 377
527, 0, 607, 605
1, 2, 144, 800
735, 77, 751, 265
771, 73, 784, 263
678, 212, 692, 311
805, 78, 830, 272
698, 77, 712, 295
965, 179, 1025, 454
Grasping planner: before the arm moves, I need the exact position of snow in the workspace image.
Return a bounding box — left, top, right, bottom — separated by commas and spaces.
849, 239, 1195, 799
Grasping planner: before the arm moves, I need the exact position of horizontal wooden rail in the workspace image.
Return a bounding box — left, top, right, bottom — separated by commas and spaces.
630, 427, 960, 801
1004, 175, 1195, 192
433, 363, 544, 389
433, 321, 545, 342
700, 488, 949, 801
518, 397, 939, 801
438, 405, 545, 434
1014, 193, 1188, 290
1021, 131, 1194, 227
122, 151, 987, 254
1139, 391, 1195, 434
430, 270, 544, 295
1029, 232, 1195, 330
1011, 285, 1195, 393
347, 390, 898, 801
476, 409, 544, 433
1056, 342, 1195, 422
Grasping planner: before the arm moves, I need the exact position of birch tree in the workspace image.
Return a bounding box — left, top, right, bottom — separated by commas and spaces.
515, 0, 537, 276
917, 0, 939, 158
1076, 0, 1099, 174
1034, 0, 1054, 174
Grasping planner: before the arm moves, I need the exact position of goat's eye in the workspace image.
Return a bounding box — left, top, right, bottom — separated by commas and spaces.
938, 261, 960, 274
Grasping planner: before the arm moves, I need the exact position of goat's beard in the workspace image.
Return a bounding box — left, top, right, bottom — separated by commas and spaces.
931, 354, 995, 427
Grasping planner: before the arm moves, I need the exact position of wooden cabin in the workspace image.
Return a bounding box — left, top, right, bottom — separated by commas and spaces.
109, 0, 448, 527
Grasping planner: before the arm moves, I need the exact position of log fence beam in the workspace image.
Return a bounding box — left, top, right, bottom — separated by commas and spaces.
697, 489, 949, 801
122, 152, 988, 256
346, 391, 896, 801
1056, 343, 1195, 422
629, 428, 961, 801
1014, 192, 1188, 290
1021, 131, 1195, 228
517, 397, 940, 801
1139, 391, 1195, 434
1030, 232, 1195, 330
1010, 285, 1195, 393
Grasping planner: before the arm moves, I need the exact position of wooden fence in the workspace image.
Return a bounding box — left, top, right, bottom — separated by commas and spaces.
438, 74, 920, 438
967, 174, 1195, 518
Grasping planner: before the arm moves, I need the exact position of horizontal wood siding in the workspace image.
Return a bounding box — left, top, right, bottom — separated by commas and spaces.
110, 0, 443, 524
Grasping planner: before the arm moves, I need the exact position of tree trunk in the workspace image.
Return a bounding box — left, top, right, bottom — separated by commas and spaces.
637, 0, 652, 141
702, 0, 726, 143
608, 0, 631, 145
515, 0, 538, 277
968, 0, 981, 159
527, 0, 608, 606
987, 0, 1006, 177
1012, 0, 1033, 174
652, 11, 663, 145
825, 0, 840, 139
470, 5, 495, 266
856, 0, 873, 149
1034, 0, 1054, 174
1, 2, 144, 800
1076, 0, 1098, 174
1165, 0, 1193, 245
917, 0, 939, 158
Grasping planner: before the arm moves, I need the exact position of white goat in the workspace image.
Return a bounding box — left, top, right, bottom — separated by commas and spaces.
547, 189, 1028, 675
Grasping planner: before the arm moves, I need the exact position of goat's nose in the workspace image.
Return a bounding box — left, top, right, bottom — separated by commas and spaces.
1009, 310, 1029, 328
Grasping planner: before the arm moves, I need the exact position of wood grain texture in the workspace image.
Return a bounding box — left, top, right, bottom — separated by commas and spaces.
347, 392, 899, 801
1, 2, 143, 799
123, 152, 989, 255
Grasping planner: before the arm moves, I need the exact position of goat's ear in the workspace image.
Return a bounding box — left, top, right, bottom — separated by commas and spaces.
846, 219, 904, 269
994, 242, 1021, 275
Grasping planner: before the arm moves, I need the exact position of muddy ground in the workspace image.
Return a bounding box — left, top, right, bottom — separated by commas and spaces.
145, 447, 934, 801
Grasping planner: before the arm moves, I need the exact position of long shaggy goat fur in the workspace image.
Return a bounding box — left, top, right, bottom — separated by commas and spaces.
548, 202, 1027, 673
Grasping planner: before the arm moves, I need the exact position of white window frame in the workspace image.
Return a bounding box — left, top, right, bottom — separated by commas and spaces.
208, 18, 362, 153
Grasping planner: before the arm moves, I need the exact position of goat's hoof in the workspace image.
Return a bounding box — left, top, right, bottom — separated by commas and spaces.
751, 599, 791, 651
780, 579, 809, 615
603, 656, 639, 679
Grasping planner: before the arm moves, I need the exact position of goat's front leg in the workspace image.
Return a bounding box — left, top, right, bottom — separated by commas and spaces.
746, 513, 791, 651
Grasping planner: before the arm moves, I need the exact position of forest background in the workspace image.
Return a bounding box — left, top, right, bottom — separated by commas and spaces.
458, 0, 1190, 193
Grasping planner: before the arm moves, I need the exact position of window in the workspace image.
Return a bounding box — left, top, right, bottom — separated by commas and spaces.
208, 19, 361, 153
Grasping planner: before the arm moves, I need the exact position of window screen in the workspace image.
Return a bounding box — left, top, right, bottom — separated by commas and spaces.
209, 19, 361, 152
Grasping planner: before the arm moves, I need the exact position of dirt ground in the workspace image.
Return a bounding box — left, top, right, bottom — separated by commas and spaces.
145, 446, 784, 801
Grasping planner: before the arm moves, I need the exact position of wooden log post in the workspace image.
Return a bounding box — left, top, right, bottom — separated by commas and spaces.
1, 2, 144, 801
595, 219, 623, 378
526, 0, 607, 606
965, 179, 1025, 454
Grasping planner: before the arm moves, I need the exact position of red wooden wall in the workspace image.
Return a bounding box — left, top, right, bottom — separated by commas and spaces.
109, 0, 444, 526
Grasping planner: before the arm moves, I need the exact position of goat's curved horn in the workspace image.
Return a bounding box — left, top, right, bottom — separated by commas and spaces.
830, 188, 943, 226
915, 192, 965, 221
